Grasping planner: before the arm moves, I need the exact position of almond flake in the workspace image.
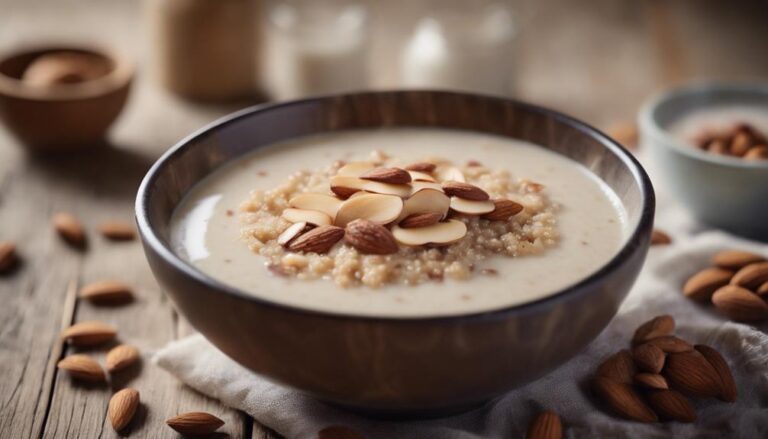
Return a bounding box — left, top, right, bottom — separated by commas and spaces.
289, 193, 342, 219
281, 208, 332, 226
392, 219, 467, 246
334, 193, 403, 227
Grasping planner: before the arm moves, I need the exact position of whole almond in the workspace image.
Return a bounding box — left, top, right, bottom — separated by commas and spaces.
757, 281, 768, 296
53, 212, 86, 248
317, 426, 365, 439
595, 350, 635, 384
399, 212, 443, 229
663, 351, 722, 398
632, 343, 665, 373
442, 181, 489, 201
729, 131, 752, 156
404, 162, 436, 173
711, 285, 768, 322
359, 167, 411, 184
166, 412, 224, 435
345, 219, 398, 255
682, 267, 733, 301
108, 388, 140, 431
646, 336, 694, 353
651, 229, 672, 246
592, 377, 657, 423
526, 410, 562, 439
712, 250, 765, 270
729, 261, 768, 290
694, 344, 737, 402
744, 145, 768, 160
0, 241, 18, 273
632, 315, 675, 344
106, 344, 140, 373
634, 373, 668, 390
482, 199, 524, 221
330, 185, 360, 199
646, 390, 697, 423
99, 221, 136, 241
288, 225, 344, 254
79, 280, 134, 304
57, 354, 105, 382
61, 321, 117, 346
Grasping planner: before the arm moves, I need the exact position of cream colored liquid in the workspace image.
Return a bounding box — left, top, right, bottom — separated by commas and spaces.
171, 129, 628, 317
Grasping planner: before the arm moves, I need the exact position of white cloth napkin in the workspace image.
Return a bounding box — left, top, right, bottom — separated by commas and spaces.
155, 151, 768, 438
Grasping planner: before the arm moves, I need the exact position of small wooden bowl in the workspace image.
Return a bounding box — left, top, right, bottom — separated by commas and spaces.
0, 45, 134, 152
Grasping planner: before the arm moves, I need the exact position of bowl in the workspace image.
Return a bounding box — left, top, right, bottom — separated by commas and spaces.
0, 45, 134, 152
640, 83, 768, 241
136, 91, 654, 417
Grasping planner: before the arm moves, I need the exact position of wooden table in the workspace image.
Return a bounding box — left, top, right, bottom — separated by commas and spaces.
1, 0, 766, 437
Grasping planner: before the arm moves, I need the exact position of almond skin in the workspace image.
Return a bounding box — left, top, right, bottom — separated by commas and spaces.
106, 344, 140, 373
646, 336, 694, 353
404, 162, 436, 173
711, 285, 768, 322
682, 267, 734, 301
442, 181, 489, 201
651, 229, 672, 246
359, 167, 412, 184
109, 388, 140, 431
634, 373, 668, 390
79, 280, 134, 304
646, 390, 697, 423
61, 321, 117, 346
729, 261, 768, 290
526, 410, 562, 439
592, 377, 657, 423
99, 221, 136, 241
695, 344, 737, 402
712, 250, 765, 270
595, 350, 635, 384
57, 354, 105, 382
632, 315, 675, 344
0, 241, 18, 273
482, 199, 524, 221
166, 412, 224, 435
399, 212, 443, 228
757, 281, 768, 296
663, 351, 723, 398
52, 212, 86, 248
344, 219, 398, 255
287, 225, 344, 254
632, 343, 666, 374
317, 426, 365, 439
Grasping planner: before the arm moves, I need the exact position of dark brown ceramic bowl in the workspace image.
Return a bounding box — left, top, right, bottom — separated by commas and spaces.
136, 91, 655, 417
0, 45, 133, 152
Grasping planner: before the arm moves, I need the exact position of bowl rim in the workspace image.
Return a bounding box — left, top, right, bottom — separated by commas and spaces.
0, 44, 134, 101
136, 90, 655, 322
639, 81, 768, 169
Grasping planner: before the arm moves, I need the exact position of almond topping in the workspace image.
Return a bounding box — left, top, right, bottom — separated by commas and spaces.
53, 212, 86, 248
682, 267, 733, 301
399, 213, 443, 229
399, 188, 450, 221
482, 199, 524, 221
442, 181, 490, 201
99, 221, 136, 241
57, 354, 106, 382
109, 388, 140, 431
79, 280, 133, 304
407, 171, 436, 182
344, 219, 398, 255
729, 261, 768, 290
106, 344, 140, 373
330, 176, 411, 198
410, 181, 444, 194
359, 167, 412, 184
61, 321, 117, 346
166, 412, 224, 436
392, 219, 467, 246
277, 222, 311, 246
525, 410, 562, 439
404, 162, 436, 173
437, 166, 465, 183
712, 250, 765, 270
281, 208, 332, 226
334, 193, 403, 227
711, 285, 768, 322
337, 161, 376, 176
289, 193, 342, 219
450, 197, 496, 215
287, 225, 344, 254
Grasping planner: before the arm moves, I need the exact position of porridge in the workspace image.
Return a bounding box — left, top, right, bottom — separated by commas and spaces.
171, 129, 628, 317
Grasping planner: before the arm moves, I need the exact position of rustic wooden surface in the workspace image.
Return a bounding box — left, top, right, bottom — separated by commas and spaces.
1, 0, 767, 438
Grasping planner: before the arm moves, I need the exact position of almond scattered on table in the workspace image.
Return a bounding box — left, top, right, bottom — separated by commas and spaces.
526, 410, 563, 439
79, 280, 134, 304
99, 221, 136, 241
52, 212, 86, 248
108, 388, 140, 431
61, 320, 117, 347
106, 344, 140, 373
682, 267, 734, 302
0, 241, 18, 273
57, 354, 106, 382
166, 412, 224, 435
650, 229, 672, 246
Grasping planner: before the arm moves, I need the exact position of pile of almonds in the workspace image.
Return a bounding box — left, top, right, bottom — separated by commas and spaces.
277, 161, 524, 255
683, 249, 768, 321
592, 315, 736, 423
694, 123, 768, 160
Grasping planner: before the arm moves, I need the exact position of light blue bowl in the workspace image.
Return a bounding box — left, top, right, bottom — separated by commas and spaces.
640, 83, 768, 241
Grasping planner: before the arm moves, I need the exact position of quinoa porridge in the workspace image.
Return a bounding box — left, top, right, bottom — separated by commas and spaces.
171, 129, 628, 317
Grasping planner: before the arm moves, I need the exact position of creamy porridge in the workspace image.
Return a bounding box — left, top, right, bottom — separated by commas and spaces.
171, 129, 628, 317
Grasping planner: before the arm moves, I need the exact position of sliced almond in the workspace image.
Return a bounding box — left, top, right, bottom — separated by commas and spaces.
281, 208, 332, 226
399, 213, 443, 229
99, 221, 136, 241
360, 167, 411, 184
410, 181, 444, 194
596, 350, 636, 384
408, 171, 436, 182
289, 193, 342, 219
344, 219, 399, 255
634, 373, 668, 390
57, 354, 106, 382
330, 176, 411, 198
729, 261, 768, 290
61, 321, 117, 346
337, 161, 376, 177
591, 377, 657, 423
682, 267, 733, 301
646, 390, 696, 423
166, 412, 224, 435
711, 285, 768, 322
450, 197, 495, 215
482, 199, 524, 221
106, 344, 140, 373
287, 225, 344, 254
663, 351, 723, 398
334, 193, 403, 227
277, 222, 310, 246
53, 212, 86, 248
405, 162, 436, 173
399, 188, 450, 221
712, 250, 765, 270
525, 410, 562, 439
0, 241, 18, 273
392, 219, 467, 246
79, 280, 133, 304
437, 166, 465, 183
632, 315, 675, 344
632, 343, 665, 373
694, 344, 737, 402
109, 388, 140, 431
442, 181, 490, 201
